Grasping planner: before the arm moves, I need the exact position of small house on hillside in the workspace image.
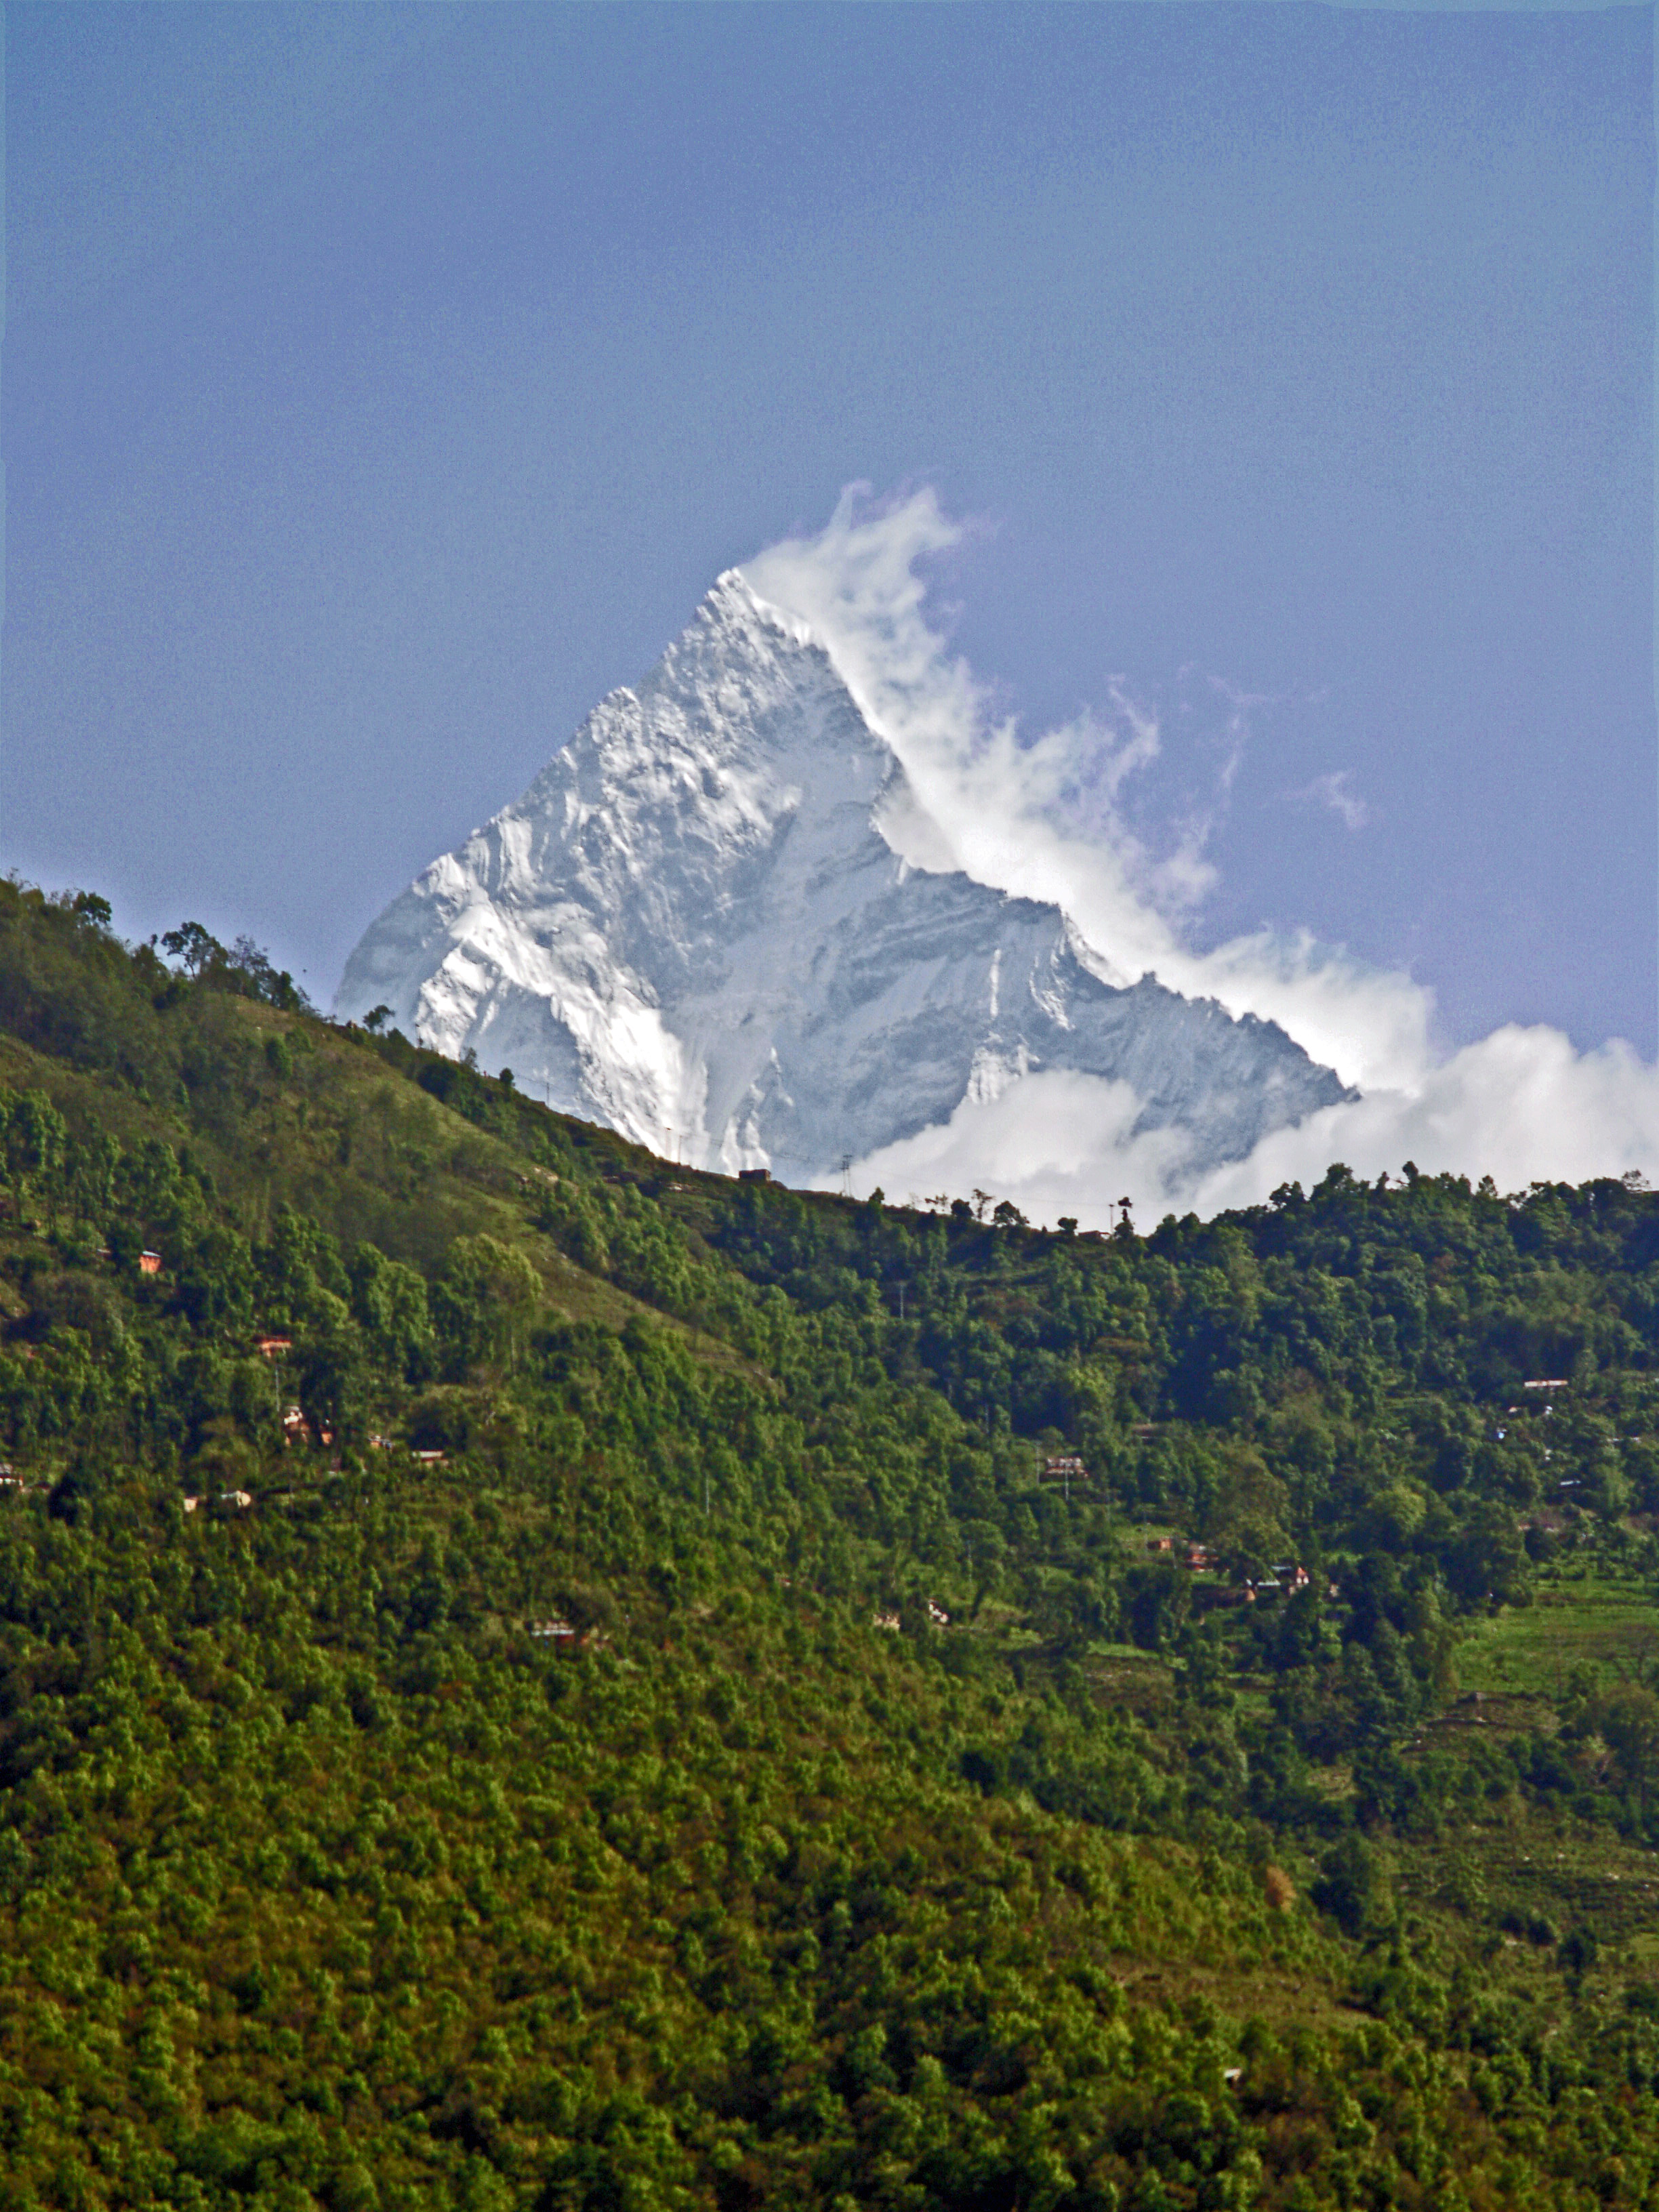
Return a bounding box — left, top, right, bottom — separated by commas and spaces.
1042, 1455, 1088, 1490
530, 1618, 605, 1656
138, 1250, 163, 1276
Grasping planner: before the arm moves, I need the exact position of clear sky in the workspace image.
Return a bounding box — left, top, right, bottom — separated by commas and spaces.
5, 2, 1653, 1057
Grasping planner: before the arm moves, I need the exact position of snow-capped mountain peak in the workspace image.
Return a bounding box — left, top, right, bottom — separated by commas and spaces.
336, 575, 1349, 1182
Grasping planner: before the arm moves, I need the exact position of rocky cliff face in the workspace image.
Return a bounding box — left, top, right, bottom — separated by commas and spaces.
336, 573, 1349, 1180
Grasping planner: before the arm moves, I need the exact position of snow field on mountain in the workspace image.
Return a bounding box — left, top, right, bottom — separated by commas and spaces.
337, 570, 1343, 1193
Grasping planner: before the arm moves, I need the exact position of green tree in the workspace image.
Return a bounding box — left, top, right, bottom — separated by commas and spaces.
0, 1086, 68, 1227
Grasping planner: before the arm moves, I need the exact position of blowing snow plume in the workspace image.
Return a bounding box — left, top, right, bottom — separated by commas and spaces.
746, 487, 1659, 1222
336, 487, 1659, 1223
334, 516, 1342, 1189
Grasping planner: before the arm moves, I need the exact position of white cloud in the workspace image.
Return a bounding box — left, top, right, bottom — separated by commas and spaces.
1289, 769, 1369, 831
1189, 1027, 1659, 1212
745, 488, 1427, 1092
842, 1031, 1659, 1234
745, 487, 1659, 1218
836, 1071, 1197, 1232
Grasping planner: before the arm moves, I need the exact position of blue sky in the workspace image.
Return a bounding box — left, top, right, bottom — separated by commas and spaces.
5, 2, 1652, 1057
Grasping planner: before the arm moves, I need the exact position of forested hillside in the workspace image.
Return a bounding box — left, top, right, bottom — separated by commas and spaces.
5, 876, 1659, 2210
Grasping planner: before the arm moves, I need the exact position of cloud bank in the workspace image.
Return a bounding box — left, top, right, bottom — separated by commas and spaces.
743, 488, 1659, 1226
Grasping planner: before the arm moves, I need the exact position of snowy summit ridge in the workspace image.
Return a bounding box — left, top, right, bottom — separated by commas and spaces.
336, 572, 1349, 1183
